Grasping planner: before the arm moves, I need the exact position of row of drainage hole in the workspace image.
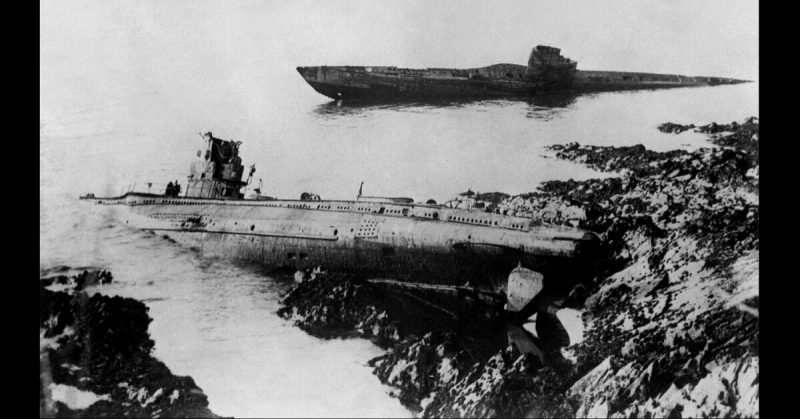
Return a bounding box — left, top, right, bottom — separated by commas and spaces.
155, 212, 200, 219
151, 199, 429, 220
141, 199, 398, 214
447, 215, 524, 230
178, 214, 523, 231
143, 199, 477, 225
148, 200, 524, 230
448, 215, 499, 226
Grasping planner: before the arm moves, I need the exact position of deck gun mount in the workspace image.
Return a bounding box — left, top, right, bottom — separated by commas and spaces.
186, 132, 248, 199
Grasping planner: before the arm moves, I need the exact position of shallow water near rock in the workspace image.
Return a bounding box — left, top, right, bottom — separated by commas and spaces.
41, 3, 757, 415
41, 86, 757, 416
40, 200, 412, 418
40, 85, 756, 416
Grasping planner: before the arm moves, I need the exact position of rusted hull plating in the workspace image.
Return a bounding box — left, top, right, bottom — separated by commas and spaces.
297, 66, 749, 101
173, 230, 584, 289
302, 75, 539, 100
90, 193, 598, 288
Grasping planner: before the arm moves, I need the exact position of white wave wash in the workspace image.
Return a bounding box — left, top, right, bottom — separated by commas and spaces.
49, 384, 111, 410
40, 94, 758, 416
41, 1, 757, 416
40, 192, 411, 418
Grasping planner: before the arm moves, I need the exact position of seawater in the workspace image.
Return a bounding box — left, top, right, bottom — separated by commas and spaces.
41, 2, 758, 416
39, 83, 757, 418
40, 204, 411, 418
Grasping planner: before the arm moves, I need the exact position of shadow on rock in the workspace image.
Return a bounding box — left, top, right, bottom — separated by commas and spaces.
40, 269, 221, 418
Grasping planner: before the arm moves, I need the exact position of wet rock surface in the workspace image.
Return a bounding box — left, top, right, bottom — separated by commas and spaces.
658, 116, 759, 161
279, 118, 759, 417
40, 270, 220, 418
278, 269, 508, 356
40, 269, 114, 291
277, 269, 405, 346
537, 118, 759, 418
657, 122, 696, 134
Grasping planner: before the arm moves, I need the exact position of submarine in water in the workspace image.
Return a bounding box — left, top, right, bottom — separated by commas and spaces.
297, 45, 750, 101
81, 133, 600, 300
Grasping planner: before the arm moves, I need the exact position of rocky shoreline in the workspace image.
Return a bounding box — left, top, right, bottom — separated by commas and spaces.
279, 117, 759, 417
40, 269, 220, 418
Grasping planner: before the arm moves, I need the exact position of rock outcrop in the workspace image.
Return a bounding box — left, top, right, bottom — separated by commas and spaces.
279, 118, 759, 418
277, 269, 404, 346
40, 270, 219, 418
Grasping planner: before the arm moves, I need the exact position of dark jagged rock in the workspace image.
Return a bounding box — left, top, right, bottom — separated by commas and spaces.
658, 122, 696, 134
423, 346, 578, 418
277, 269, 404, 346
660, 116, 759, 160
540, 120, 758, 275
278, 269, 508, 353
277, 118, 759, 417
513, 118, 758, 417
704, 117, 759, 161
73, 270, 114, 290
278, 270, 520, 413
368, 331, 473, 412
40, 273, 220, 418
473, 191, 512, 208
40, 270, 114, 292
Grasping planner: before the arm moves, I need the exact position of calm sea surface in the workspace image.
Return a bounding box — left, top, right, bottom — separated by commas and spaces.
40, 3, 758, 416
39, 83, 757, 418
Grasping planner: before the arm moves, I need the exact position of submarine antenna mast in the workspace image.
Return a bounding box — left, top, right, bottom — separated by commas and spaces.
243, 164, 256, 197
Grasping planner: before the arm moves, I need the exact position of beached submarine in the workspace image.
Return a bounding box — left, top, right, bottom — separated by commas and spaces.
81, 132, 601, 330
297, 45, 750, 101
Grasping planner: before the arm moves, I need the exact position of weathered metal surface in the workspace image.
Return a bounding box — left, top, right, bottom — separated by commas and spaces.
506, 266, 544, 313
85, 192, 599, 288
82, 132, 600, 291
296, 45, 750, 101
185, 132, 248, 199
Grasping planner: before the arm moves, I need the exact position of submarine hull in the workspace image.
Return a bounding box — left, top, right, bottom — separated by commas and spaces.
297, 66, 750, 101
299, 68, 540, 101
92, 193, 598, 289
164, 228, 585, 289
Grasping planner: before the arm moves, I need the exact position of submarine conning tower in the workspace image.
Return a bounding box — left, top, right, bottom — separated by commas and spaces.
185, 132, 247, 199
525, 45, 578, 87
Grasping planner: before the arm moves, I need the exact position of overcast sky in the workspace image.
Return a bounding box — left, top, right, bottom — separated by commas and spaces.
41, 0, 759, 204
42, 0, 758, 83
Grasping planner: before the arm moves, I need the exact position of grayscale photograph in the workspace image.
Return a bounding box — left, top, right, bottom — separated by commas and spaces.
40, 0, 759, 417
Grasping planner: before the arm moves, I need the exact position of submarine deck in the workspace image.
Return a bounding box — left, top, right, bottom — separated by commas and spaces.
296, 65, 749, 100
82, 191, 600, 287
83, 192, 594, 237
